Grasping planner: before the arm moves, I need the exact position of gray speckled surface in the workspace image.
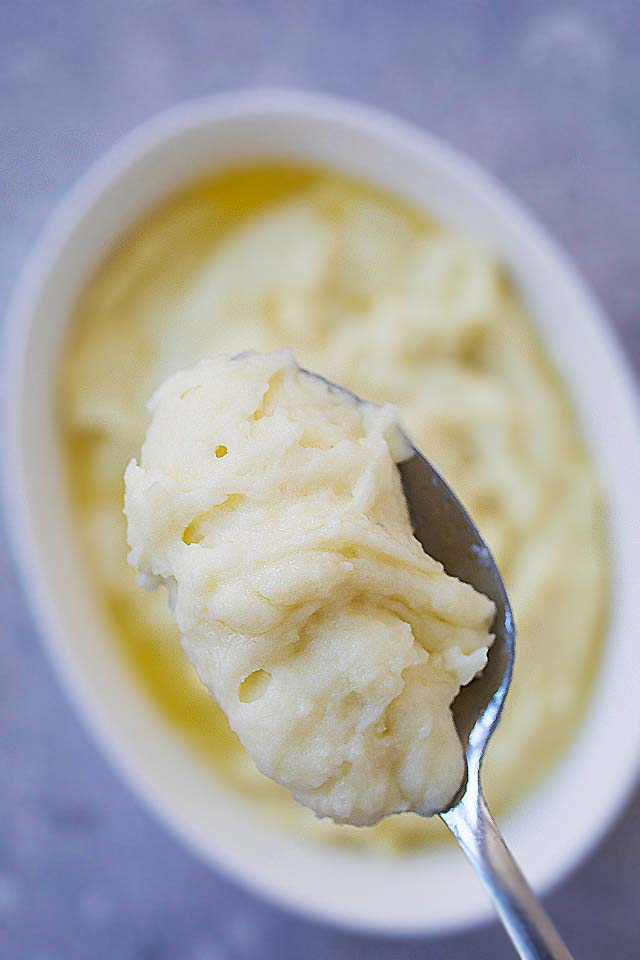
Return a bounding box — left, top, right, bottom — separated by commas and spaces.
1, 2, 639, 957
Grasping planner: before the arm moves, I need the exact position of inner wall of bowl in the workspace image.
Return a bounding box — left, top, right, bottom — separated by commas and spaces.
13, 97, 640, 934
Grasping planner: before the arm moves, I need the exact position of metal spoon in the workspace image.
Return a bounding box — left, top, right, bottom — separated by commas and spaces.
297, 363, 574, 958
399, 445, 573, 959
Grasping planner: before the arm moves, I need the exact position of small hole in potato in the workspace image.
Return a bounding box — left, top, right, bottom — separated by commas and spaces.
341, 547, 358, 560
182, 522, 202, 545
343, 691, 363, 712
238, 669, 271, 703
214, 444, 228, 458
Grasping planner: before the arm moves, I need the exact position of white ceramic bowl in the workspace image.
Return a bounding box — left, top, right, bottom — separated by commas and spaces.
4, 90, 640, 937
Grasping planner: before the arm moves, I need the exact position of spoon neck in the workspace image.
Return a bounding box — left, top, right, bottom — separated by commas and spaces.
441, 778, 574, 960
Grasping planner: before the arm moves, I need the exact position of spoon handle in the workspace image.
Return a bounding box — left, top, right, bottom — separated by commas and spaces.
441, 779, 574, 959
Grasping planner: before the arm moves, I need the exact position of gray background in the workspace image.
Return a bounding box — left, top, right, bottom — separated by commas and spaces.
2, 1, 639, 957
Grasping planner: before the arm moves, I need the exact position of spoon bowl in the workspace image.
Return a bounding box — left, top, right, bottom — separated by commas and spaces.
398, 447, 515, 782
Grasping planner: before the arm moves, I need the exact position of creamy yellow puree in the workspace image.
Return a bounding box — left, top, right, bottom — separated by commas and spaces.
60, 164, 607, 850
124, 350, 495, 825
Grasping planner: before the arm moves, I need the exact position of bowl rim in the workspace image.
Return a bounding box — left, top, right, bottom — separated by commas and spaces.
3, 87, 640, 937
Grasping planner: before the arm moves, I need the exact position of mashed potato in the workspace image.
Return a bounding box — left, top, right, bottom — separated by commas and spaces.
61, 165, 607, 849
124, 350, 495, 825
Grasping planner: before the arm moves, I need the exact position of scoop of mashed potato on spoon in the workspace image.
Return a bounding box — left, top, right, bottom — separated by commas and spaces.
124, 350, 495, 826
